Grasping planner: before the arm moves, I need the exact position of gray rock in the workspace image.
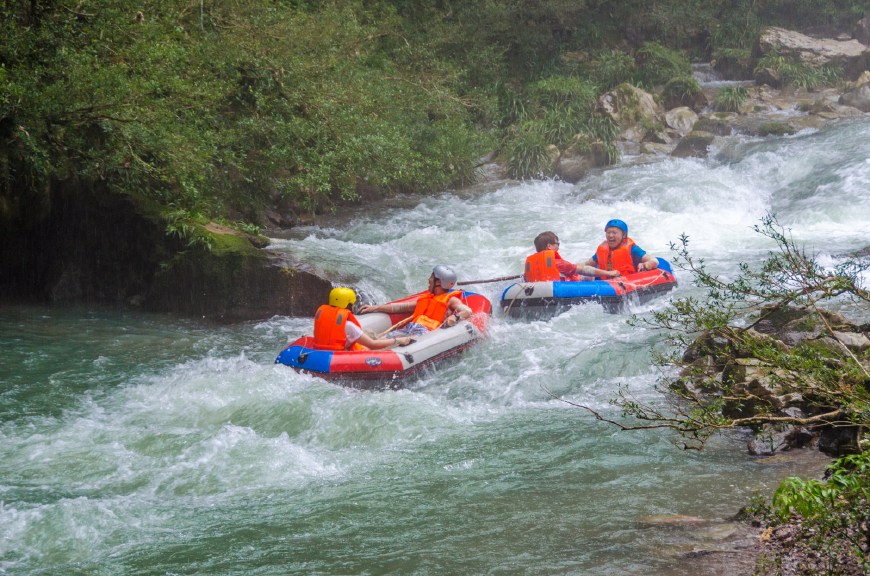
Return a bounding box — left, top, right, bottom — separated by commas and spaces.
854, 16, 870, 45
671, 130, 715, 158
839, 82, 870, 112
665, 107, 699, 135
759, 26, 870, 79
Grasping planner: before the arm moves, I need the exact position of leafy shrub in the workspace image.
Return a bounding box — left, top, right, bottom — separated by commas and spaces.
527, 76, 599, 147
714, 86, 749, 112
661, 76, 704, 110
634, 42, 692, 88
504, 123, 555, 179
758, 452, 870, 574
755, 51, 842, 91
590, 50, 636, 90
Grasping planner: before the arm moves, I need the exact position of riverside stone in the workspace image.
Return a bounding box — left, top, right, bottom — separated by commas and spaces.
758, 26, 870, 79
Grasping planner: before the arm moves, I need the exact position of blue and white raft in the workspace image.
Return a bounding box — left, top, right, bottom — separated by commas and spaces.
499, 258, 677, 318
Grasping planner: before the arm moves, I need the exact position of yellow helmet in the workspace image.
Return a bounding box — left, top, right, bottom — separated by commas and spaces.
329, 287, 357, 309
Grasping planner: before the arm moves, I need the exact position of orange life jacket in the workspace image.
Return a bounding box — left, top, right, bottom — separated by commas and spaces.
595, 237, 637, 276
524, 250, 562, 282
412, 290, 462, 331
312, 305, 366, 351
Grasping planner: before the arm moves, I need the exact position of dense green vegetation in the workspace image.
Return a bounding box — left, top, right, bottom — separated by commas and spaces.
2, 0, 865, 232
754, 452, 870, 574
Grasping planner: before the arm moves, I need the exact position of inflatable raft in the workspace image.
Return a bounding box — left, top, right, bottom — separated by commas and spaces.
275, 290, 492, 388
500, 258, 677, 318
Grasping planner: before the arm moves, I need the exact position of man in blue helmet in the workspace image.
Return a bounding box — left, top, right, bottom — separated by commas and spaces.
584, 219, 659, 277
358, 265, 473, 336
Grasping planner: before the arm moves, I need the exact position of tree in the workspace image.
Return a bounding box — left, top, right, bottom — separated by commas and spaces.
554, 215, 870, 450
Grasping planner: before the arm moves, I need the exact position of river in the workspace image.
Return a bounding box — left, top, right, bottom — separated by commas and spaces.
2, 118, 869, 575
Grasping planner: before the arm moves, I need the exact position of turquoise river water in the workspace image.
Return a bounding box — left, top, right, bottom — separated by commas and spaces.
2, 118, 869, 575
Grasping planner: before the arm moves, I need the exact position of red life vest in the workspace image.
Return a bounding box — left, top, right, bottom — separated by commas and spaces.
312, 305, 365, 350
595, 237, 637, 276
524, 250, 561, 281
412, 290, 462, 331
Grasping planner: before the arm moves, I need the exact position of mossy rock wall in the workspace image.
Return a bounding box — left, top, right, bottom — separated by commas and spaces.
0, 180, 330, 322
146, 247, 331, 322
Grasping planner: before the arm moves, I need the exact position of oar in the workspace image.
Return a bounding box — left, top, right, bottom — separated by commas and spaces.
457, 274, 522, 286
376, 315, 414, 338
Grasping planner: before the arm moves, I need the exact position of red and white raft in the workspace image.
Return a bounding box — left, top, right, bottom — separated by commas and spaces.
275, 290, 492, 388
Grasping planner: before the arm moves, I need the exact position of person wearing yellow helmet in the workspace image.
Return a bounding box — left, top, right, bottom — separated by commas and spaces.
313, 287, 411, 350
358, 265, 473, 336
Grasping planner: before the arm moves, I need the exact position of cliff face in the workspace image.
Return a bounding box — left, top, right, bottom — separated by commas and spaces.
0, 183, 330, 322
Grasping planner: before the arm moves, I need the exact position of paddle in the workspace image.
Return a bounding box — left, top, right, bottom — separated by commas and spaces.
457, 274, 522, 286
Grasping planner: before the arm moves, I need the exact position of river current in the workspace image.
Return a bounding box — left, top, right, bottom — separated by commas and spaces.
2, 118, 869, 575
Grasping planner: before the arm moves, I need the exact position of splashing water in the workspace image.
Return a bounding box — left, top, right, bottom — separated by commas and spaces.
3, 119, 868, 575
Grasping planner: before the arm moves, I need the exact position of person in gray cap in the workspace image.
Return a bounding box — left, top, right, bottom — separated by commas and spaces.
359, 265, 473, 336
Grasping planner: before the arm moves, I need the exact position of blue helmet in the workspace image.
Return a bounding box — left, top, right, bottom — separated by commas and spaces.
605, 219, 628, 235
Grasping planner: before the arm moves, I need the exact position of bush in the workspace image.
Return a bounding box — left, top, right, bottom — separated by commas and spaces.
714, 86, 749, 112
661, 76, 704, 110
634, 42, 692, 88
504, 123, 555, 179
756, 452, 870, 574
590, 50, 636, 90
755, 51, 843, 91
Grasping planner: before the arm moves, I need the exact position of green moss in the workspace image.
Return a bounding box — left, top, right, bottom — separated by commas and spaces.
758, 122, 796, 137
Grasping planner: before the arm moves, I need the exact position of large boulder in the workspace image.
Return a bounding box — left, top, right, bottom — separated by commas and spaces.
839, 73, 870, 112
671, 130, 715, 158
146, 226, 332, 323
597, 84, 665, 143
664, 107, 699, 135
758, 26, 870, 80
854, 16, 870, 45
555, 139, 611, 183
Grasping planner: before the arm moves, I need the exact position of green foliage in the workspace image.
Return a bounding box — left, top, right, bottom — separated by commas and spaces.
498, 74, 619, 177
590, 50, 636, 90
2, 0, 868, 236
611, 215, 870, 449
756, 50, 843, 90
661, 76, 703, 109
164, 208, 213, 251
528, 76, 599, 146
757, 452, 870, 573
634, 42, 692, 88
714, 86, 749, 112
504, 124, 554, 179
0, 0, 489, 224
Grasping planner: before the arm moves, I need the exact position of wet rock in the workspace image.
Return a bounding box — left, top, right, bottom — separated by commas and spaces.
758, 26, 870, 80
665, 106, 698, 135
754, 67, 782, 88
831, 330, 870, 350
555, 140, 610, 183
597, 84, 664, 143
693, 116, 732, 136
146, 234, 332, 323
818, 426, 859, 456
854, 16, 870, 45
839, 81, 870, 112
757, 122, 796, 136
671, 130, 715, 158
